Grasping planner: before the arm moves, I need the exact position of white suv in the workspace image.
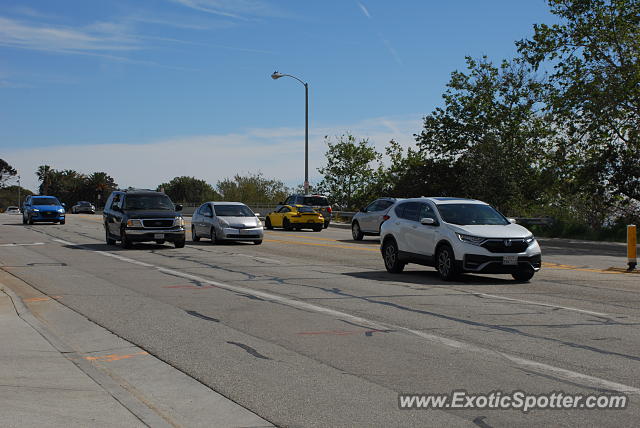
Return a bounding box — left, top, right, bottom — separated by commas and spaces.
379, 197, 541, 281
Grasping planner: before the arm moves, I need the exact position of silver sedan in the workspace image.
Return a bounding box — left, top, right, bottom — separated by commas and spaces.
191, 202, 263, 245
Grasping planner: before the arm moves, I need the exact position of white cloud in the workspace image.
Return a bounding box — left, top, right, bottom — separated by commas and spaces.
356, 1, 371, 18
4, 115, 422, 193
170, 0, 282, 20
0, 16, 139, 53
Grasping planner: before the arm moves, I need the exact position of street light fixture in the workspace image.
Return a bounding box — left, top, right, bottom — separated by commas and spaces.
271, 71, 310, 194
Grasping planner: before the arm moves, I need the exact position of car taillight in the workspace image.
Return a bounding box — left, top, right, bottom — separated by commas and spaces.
327, 206, 332, 213
382, 215, 390, 222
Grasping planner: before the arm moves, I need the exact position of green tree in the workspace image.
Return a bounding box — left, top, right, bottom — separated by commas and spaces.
317, 133, 382, 210
44, 169, 87, 206
85, 172, 117, 207
215, 173, 289, 204
0, 185, 33, 211
415, 57, 552, 214
157, 176, 219, 204
36, 165, 52, 195
517, 0, 640, 204
0, 159, 17, 188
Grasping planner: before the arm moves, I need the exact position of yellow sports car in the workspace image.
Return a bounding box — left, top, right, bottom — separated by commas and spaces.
265, 205, 324, 232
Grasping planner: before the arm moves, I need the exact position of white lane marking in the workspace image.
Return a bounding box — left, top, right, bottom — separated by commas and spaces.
53, 238, 640, 395
184, 245, 283, 264
473, 292, 611, 318
0, 242, 45, 247
51, 239, 154, 267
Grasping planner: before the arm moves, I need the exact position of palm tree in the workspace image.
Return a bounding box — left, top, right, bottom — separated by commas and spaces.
87, 172, 117, 208
36, 165, 52, 195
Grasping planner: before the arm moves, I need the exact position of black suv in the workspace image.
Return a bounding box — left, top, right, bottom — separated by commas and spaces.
279, 194, 332, 228
103, 189, 186, 248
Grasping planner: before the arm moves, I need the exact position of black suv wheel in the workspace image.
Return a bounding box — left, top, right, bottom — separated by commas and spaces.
120, 228, 132, 249
105, 227, 116, 245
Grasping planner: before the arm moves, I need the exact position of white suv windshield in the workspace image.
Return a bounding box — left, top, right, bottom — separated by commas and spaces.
437, 203, 508, 225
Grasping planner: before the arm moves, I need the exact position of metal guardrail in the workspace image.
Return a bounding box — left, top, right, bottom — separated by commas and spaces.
513, 217, 556, 226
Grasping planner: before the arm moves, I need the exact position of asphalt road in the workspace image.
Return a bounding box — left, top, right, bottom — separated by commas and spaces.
1, 213, 639, 427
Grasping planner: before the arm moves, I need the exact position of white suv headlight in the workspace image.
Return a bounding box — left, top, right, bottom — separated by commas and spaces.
174, 217, 185, 227
524, 235, 535, 245
456, 233, 485, 246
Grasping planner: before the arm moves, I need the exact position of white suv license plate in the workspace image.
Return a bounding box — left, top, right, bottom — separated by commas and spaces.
502, 255, 518, 265
154, 233, 164, 239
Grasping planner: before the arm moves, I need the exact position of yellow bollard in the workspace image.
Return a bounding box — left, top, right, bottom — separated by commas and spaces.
628, 225, 637, 271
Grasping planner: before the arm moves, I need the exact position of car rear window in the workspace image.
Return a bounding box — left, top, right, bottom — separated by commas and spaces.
32, 197, 61, 206
297, 206, 316, 213
213, 204, 254, 217
302, 196, 328, 206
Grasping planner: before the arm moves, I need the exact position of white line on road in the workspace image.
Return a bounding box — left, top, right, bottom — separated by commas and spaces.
0, 242, 45, 247
472, 292, 611, 318
52, 237, 640, 395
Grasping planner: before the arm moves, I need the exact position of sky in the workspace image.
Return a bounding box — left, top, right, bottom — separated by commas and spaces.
0, 0, 557, 192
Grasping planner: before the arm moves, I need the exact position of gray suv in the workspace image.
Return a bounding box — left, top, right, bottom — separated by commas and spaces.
103, 189, 186, 248
351, 197, 398, 240
280, 194, 332, 228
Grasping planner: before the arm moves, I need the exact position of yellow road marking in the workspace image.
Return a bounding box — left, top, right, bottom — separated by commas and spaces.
266, 232, 363, 243
24, 296, 62, 302
264, 238, 379, 252
542, 262, 627, 275
84, 351, 148, 362
605, 267, 640, 274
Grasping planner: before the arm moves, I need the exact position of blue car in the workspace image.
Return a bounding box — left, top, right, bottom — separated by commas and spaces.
22, 195, 66, 225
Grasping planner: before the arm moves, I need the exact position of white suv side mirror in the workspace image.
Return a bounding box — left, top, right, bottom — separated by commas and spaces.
508, 218, 517, 224
420, 217, 437, 226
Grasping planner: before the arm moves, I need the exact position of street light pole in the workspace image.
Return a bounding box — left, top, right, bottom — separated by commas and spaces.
17, 175, 21, 208
271, 71, 310, 194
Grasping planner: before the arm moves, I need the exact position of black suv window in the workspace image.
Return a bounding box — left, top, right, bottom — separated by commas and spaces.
302, 196, 328, 206
111, 193, 122, 210
395, 202, 421, 222
123, 194, 174, 210
285, 196, 296, 205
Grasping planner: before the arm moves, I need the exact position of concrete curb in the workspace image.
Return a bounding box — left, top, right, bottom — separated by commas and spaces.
0, 284, 173, 428
0, 274, 274, 428
329, 222, 351, 230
